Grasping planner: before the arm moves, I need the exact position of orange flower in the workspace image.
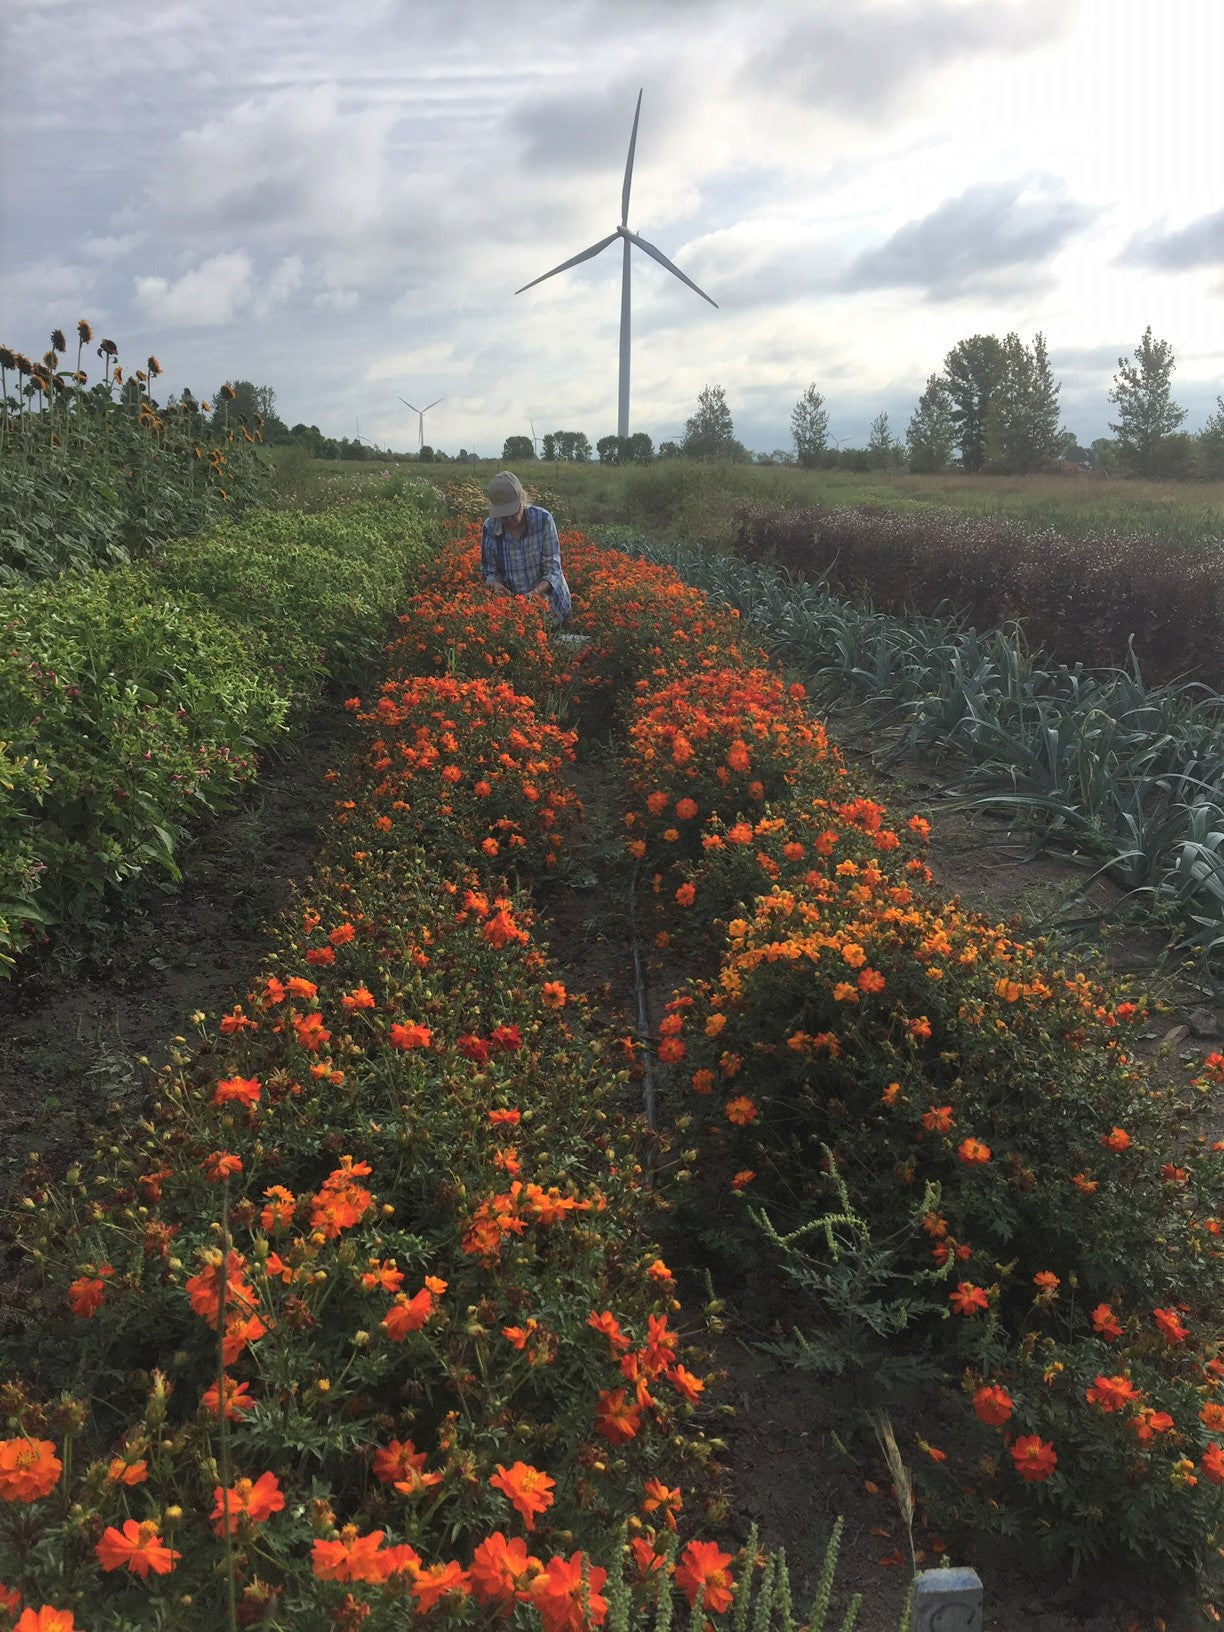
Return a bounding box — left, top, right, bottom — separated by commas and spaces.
312, 1527, 398, 1584
691, 1069, 715, 1094
413, 1560, 471, 1613
1085, 1374, 1143, 1413
921, 1106, 954, 1133
1010, 1435, 1057, 1482
0, 1438, 61, 1502
587, 1311, 630, 1352
1201, 1402, 1224, 1432
541, 981, 567, 1009
1071, 1172, 1099, 1194
675, 1540, 735, 1614
731, 1169, 755, 1190
470, 1532, 540, 1607
382, 1286, 437, 1340
1099, 1126, 1131, 1152
106, 1458, 148, 1486
389, 1021, 432, 1050
483, 908, 529, 948
340, 986, 377, 1012
260, 1185, 297, 1231
205, 1151, 243, 1181
973, 1384, 1014, 1426
642, 1479, 682, 1529
957, 1138, 991, 1165
16, 1611, 76, 1632
490, 1461, 556, 1530
202, 1376, 255, 1420
1131, 1408, 1175, 1443
1033, 1271, 1061, 1293
529, 1552, 609, 1632
211, 1471, 285, 1536
213, 1074, 260, 1107
1202, 1443, 1224, 1484
675, 798, 698, 820
725, 1095, 757, 1126
95, 1519, 180, 1577
594, 1388, 641, 1444
67, 1271, 112, 1318
657, 1037, 685, 1064
670, 1365, 705, 1402
950, 1282, 990, 1316
881, 1081, 902, 1107
1153, 1307, 1189, 1344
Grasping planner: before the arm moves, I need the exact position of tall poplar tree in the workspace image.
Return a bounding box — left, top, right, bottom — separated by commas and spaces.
941, 335, 1006, 472
790, 384, 830, 467
984, 332, 1061, 474
1108, 326, 1187, 478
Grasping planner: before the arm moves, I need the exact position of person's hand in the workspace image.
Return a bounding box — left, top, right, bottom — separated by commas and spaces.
531, 582, 551, 600
489, 580, 511, 597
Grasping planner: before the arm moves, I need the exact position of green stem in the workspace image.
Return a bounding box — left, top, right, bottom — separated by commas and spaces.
217, 1183, 239, 1632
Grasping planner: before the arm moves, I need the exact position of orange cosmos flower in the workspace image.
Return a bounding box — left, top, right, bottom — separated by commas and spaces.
725, 1095, 757, 1126
587, 1311, 630, 1352
675, 1540, 735, 1614
642, 1479, 682, 1529
260, 1185, 297, 1231
202, 1376, 255, 1420
211, 1470, 285, 1536
374, 1439, 444, 1496
675, 798, 698, 820
1153, 1307, 1189, 1344
1201, 1402, 1224, 1432
470, 1532, 540, 1607
657, 1037, 685, 1064
106, 1458, 148, 1486
921, 1106, 955, 1133
1033, 1271, 1061, 1294
483, 908, 529, 948
389, 1021, 432, 1050
1099, 1127, 1131, 1152
1131, 1408, 1175, 1443
340, 986, 377, 1012
213, 1074, 260, 1107
858, 967, 886, 993
312, 1527, 398, 1584
490, 1461, 555, 1530
382, 1286, 437, 1340
205, 1151, 243, 1181
1202, 1443, 1224, 1484
973, 1384, 1013, 1427
529, 1552, 609, 1632
907, 1015, 933, 1040
691, 1068, 715, 1093
1090, 1302, 1122, 1338
541, 981, 567, 1009
950, 1283, 990, 1316
670, 1365, 705, 1403
1071, 1171, 1099, 1194
285, 975, 317, 998
957, 1138, 991, 1165
95, 1519, 180, 1577
595, 1388, 641, 1444
0, 1438, 61, 1502
67, 1268, 113, 1318
731, 1169, 755, 1190
1010, 1435, 1057, 1483
16, 1610, 76, 1632
1085, 1374, 1143, 1413
413, 1560, 471, 1613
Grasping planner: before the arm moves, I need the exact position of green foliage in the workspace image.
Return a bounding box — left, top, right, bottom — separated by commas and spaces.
0, 329, 274, 583
0, 495, 435, 969
982, 333, 1061, 475
1108, 326, 1188, 478
790, 386, 829, 469
905, 376, 956, 474
941, 334, 1007, 473
682, 386, 747, 462
502, 434, 536, 461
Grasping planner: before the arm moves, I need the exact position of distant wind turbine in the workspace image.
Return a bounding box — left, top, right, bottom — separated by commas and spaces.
397, 395, 444, 453
515, 89, 717, 440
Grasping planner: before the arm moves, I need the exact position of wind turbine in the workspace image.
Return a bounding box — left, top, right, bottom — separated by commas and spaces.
515, 89, 717, 440
397, 395, 444, 453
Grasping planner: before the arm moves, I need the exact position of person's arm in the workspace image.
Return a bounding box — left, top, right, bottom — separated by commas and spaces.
480, 521, 505, 589
533, 510, 563, 598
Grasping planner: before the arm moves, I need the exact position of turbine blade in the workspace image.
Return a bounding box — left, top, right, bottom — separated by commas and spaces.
423, 397, 444, 412
398, 397, 420, 412
621, 88, 643, 227
514, 233, 620, 294
624, 230, 719, 308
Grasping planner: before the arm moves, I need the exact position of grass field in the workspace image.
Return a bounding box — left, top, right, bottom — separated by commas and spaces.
271, 450, 1224, 552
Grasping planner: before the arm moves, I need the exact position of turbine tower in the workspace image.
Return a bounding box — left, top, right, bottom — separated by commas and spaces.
397, 395, 444, 453
515, 90, 717, 440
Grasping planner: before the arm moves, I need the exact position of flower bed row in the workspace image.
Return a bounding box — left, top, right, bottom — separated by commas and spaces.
0, 531, 768, 1631
0, 495, 436, 969
599, 548, 1224, 1595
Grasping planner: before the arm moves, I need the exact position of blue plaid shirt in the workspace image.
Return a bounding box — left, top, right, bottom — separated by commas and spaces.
481, 505, 572, 621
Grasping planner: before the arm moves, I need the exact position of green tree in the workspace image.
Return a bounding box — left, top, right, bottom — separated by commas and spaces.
596, 434, 622, 465
1089, 438, 1120, 474
211, 381, 277, 434
865, 411, 899, 470
1198, 397, 1224, 480
502, 434, 535, 461
682, 385, 745, 460
541, 433, 557, 461
905, 375, 956, 474
625, 432, 653, 463
983, 332, 1061, 474
1107, 326, 1187, 478
549, 430, 592, 462
942, 335, 1006, 472
790, 384, 829, 468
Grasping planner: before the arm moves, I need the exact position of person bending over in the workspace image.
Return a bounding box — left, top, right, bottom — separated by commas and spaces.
480, 471, 572, 624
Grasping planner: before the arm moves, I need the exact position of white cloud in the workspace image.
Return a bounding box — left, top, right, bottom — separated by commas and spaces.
134, 252, 255, 327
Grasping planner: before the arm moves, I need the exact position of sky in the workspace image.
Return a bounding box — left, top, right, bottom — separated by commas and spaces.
4, 0, 1223, 457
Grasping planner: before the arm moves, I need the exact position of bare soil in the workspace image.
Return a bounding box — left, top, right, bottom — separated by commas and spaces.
2, 704, 1221, 1630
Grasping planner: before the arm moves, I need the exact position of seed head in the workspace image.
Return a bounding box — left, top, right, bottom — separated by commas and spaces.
147, 355, 162, 377
97, 338, 118, 358
77, 319, 93, 344
220, 382, 236, 400
0, 347, 15, 370
50, 328, 66, 353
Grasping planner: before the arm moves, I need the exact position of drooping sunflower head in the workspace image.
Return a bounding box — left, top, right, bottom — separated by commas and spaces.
77, 318, 93, 344
0, 347, 15, 371
147, 355, 162, 377
97, 338, 118, 358
220, 382, 236, 400
50, 328, 66, 353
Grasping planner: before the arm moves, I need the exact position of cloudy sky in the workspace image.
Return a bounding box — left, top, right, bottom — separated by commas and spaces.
4, 0, 1223, 456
